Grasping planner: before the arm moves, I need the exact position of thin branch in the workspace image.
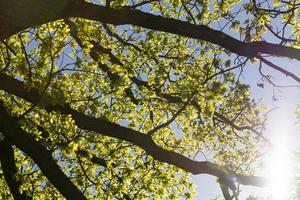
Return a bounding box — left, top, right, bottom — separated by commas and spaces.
76, 153, 97, 185
147, 100, 189, 136
0, 73, 267, 187
258, 56, 300, 83
77, 149, 107, 168
123, 0, 159, 9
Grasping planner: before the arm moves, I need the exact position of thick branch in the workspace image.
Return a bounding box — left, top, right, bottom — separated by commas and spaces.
0, 101, 86, 200
1, 1, 300, 60
219, 183, 233, 200
0, 139, 31, 199
65, 1, 300, 59
0, 0, 73, 39
66, 21, 258, 140
0, 73, 267, 187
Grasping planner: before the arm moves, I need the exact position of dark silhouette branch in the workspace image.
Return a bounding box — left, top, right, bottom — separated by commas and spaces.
258, 56, 300, 83
64, 1, 300, 60
77, 149, 107, 168
0, 139, 31, 199
219, 181, 233, 200
37, 124, 133, 199
1, 1, 300, 60
147, 101, 189, 136
0, 101, 87, 200
65, 20, 259, 140
0, 73, 267, 187
123, 0, 159, 9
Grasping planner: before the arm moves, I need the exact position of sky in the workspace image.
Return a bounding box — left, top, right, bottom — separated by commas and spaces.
185, 0, 300, 198
77, 1, 300, 199
192, 56, 300, 199
18, 1, 300, 199
86, 1, 300, 198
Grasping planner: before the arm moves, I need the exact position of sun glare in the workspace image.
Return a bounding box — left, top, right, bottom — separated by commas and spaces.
264, 116, 296, 200
266, 140, 292, 200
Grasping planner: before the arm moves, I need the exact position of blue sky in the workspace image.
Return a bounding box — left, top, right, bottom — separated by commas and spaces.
192, 55, 300, 199
89, 1, 300, 198
25, 1, 300, 198
186, 0, 300, 198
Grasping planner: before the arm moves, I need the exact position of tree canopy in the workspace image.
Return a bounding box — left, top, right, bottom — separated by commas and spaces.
0, 0, 300, 199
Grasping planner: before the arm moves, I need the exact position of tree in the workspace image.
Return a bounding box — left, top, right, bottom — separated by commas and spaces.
0, 0, 299, 199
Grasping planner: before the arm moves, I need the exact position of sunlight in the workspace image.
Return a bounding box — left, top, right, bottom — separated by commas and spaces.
266, 141, 292, 200
264, 115, 296, 200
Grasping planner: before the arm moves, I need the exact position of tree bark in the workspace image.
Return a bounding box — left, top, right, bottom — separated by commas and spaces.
0, 102, 86, 200
1, 0, 300, 60
0, 73, 267, 187
0, 139, 31, 199
0, 0, 72, 39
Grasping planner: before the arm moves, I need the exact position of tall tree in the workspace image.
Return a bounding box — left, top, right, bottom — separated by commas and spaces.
0, 0, 299, 199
